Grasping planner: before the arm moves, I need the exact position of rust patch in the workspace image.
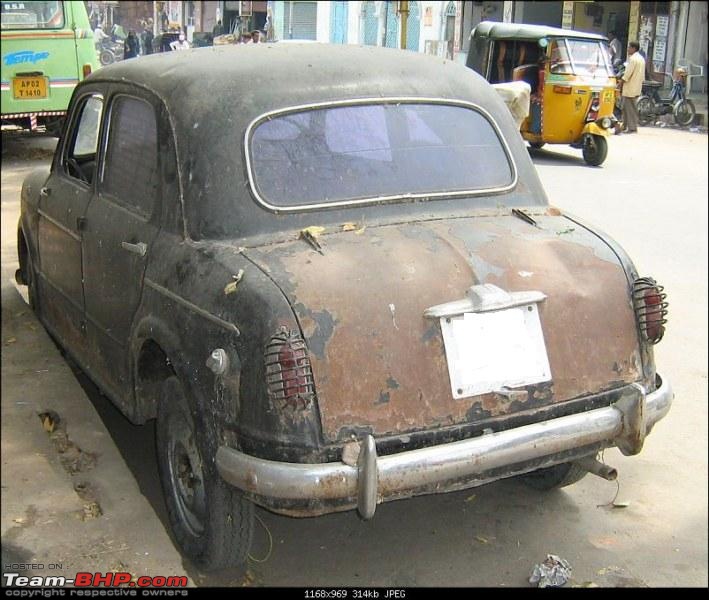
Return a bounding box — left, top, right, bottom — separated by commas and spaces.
248, 215, 641, 441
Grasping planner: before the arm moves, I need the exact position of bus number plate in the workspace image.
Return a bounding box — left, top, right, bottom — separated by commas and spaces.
12, 77, 48, 100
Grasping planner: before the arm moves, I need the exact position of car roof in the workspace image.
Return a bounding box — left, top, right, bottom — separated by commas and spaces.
89, 42, 496, 110
472, 20, 608, 42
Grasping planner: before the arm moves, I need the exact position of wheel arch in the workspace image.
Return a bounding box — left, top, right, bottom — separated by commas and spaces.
130, 316, 185, 423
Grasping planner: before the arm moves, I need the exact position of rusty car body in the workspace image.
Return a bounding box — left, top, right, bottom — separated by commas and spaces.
16, 43, 672, 571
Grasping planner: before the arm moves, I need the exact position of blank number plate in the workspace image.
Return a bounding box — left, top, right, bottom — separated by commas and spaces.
440, 304, 551, 399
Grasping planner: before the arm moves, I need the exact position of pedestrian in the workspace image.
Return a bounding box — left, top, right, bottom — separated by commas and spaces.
170, 32, 190, 51
251, 30, 261, 43
141, 24, 154, 55
240, 31, 252, 44
124, 30, 140, 59
213, 19, 224, 37
619, 41, 645, 134
608, 31, 622, 66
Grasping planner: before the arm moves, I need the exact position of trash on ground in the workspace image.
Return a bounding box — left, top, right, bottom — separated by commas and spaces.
612, 501, 631, 508
474, 535, 489, 544
464, 494, 477, 503
341, 222, 358, 232
529, 554, 572, 588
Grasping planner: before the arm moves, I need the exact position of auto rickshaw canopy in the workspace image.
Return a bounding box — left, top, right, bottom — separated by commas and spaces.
470, 21, 608, 43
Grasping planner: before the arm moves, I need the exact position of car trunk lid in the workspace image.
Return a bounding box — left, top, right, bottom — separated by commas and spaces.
244, 213, 643, 442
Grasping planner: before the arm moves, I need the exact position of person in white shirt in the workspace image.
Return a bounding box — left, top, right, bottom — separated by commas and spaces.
170, 33, 190, 51
608, 31, 623, 66
93, 25, 108, 50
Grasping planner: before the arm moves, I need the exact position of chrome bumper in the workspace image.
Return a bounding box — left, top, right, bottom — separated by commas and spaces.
217, 375, 672, 519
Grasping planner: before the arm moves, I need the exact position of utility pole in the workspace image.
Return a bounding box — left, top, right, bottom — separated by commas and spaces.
399, 0, 409, 49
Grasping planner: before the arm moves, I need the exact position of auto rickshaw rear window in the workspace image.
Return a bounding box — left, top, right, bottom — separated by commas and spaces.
549, 39, 613, 77
248, 102, 514, 209
1, 1, 64, 30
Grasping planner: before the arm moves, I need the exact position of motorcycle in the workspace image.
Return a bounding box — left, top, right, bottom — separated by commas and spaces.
636, 67, 696, 127
97, 38, 124, 66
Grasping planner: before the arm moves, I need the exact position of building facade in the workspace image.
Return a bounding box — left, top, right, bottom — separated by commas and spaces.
86, 1, 706, 91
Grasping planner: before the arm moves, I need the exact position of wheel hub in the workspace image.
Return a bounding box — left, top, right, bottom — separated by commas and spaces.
168, 416, 206, 537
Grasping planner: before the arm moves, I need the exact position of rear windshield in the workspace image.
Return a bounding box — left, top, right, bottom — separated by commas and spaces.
1, 1, 64, 30
248, 102, 514, 209
549, 39, 613, 78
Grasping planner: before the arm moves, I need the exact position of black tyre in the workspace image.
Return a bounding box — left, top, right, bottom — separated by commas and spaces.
636, 96, 654, 126
17, 235, 38, 313
99, 49, 115, 66
673, 99, 696, 127
528, 141, 545, 149
581, 134, 608, 166
520, 461, 589, 491
156, 376, 254, 571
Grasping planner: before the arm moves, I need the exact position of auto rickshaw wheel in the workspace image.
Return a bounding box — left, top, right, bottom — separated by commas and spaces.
528, 141, 545, 150
582, 134, 608, 167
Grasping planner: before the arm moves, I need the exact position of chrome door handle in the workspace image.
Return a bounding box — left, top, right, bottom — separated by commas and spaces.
121, 241, 147, 257
40, 187, 51, 197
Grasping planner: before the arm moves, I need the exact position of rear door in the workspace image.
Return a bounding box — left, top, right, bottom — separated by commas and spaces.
81, 88, 162, 400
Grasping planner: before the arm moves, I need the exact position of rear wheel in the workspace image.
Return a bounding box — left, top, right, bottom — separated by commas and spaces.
156, 376, 254, 571
520, 461, 589, 491
636, 96, 654, 126
581, 134, 608, 166
528, 141, 545, 149
99, 49, 115, 66
16, 235, 38, 312
673, 99, 696, 127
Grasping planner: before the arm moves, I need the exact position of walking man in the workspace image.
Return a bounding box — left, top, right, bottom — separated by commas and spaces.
620, 41, 645, 133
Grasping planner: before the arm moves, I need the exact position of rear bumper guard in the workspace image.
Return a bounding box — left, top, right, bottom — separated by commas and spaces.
216, 374, 672, 518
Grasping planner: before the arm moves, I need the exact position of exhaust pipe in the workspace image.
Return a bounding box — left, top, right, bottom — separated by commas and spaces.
575, 456, 617, 481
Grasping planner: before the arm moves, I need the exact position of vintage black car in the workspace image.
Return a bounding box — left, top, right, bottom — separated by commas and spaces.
16, 43, 672, 571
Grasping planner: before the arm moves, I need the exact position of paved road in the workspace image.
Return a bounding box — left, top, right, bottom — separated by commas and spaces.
1, 127, 707, 587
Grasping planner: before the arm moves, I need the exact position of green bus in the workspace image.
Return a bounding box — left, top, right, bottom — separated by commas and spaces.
1, 0, 98, 135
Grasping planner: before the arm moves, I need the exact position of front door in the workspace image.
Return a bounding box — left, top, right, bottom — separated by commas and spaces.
37, 92, 103, 355
81, 91, 161, 401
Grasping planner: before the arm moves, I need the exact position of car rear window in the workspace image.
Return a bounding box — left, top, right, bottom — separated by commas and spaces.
248, 102, 514, 210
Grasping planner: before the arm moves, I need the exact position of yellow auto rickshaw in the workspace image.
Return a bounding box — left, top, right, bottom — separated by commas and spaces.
467, 22, 618, 166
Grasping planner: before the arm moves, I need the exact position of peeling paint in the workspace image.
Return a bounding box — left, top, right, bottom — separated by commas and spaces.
386, 376, 400, 390
245, 214, 642, 441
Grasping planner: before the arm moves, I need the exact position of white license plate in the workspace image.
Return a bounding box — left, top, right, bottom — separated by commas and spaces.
439, 304, 551, 399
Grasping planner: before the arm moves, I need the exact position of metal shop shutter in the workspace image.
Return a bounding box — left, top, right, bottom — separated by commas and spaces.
284, 1, 317, 40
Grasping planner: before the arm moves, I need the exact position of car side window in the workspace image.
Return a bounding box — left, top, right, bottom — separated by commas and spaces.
101, 95, 159, 218
64, 94, 103, 185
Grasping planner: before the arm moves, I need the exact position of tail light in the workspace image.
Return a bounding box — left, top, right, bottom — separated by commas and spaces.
265, 327, 315, 410
633, 277, 668, 344
586, 91, 601, 122
82, 64, 92, 79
